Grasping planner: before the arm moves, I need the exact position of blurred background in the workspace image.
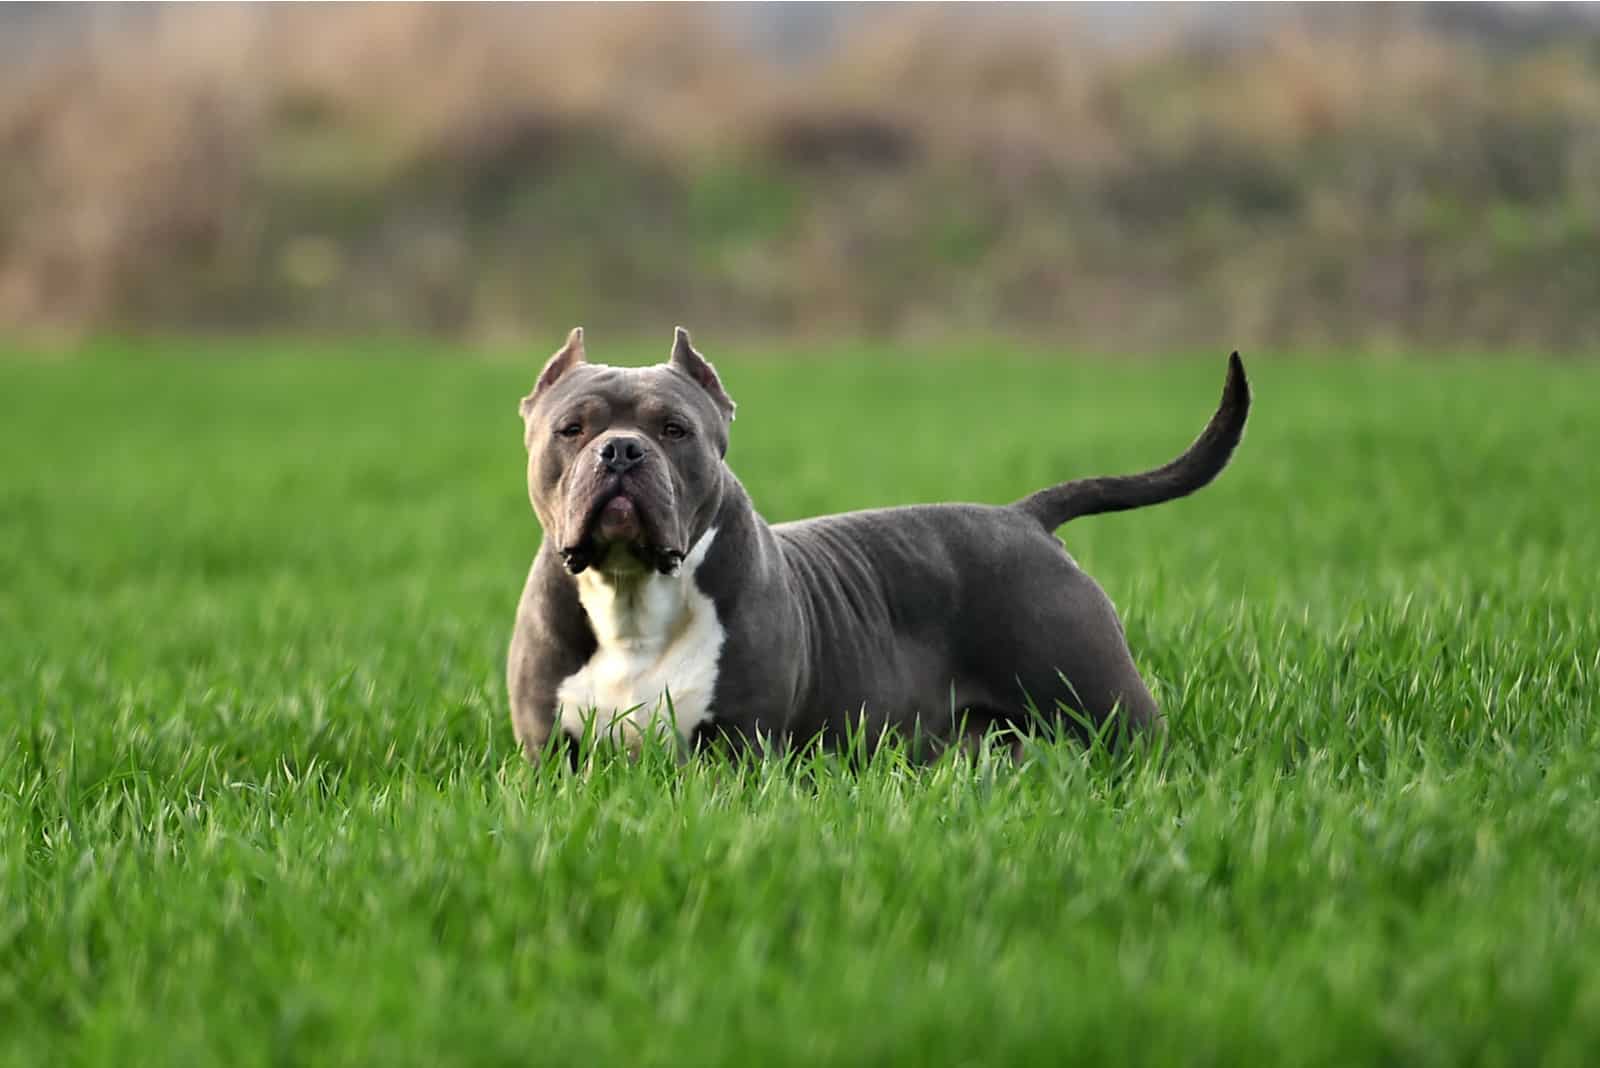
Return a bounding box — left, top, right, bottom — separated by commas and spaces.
3, 1, 1600, 354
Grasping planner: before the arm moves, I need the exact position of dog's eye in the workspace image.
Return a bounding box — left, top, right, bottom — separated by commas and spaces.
662, 421, 689, 440
557, 422, 583, 439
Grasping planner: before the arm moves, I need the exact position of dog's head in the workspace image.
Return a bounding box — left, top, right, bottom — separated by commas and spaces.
519, 327, 736, 577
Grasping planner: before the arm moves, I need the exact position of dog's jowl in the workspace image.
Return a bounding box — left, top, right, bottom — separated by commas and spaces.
507, 327, 1250, 758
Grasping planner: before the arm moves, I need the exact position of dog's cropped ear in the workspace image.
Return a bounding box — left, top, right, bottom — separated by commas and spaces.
669, 326, 736, 423
520, 327, 585, 419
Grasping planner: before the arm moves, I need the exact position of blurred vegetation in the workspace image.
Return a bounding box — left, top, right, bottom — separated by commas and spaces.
3, 4, 1600, 351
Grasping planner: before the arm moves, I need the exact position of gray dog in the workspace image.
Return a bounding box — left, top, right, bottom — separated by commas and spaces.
508, 328, 1249, 760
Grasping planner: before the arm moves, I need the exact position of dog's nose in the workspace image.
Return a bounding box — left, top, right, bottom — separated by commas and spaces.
598, 435, 646, 474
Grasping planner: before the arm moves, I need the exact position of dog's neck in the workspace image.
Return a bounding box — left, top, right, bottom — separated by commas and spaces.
574, 530, 718, 654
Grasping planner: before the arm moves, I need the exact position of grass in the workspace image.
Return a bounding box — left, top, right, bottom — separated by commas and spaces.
2, 339, 1598, 1066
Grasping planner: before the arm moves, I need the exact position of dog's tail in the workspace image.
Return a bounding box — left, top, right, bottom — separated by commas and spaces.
1013, 352, 1250, 531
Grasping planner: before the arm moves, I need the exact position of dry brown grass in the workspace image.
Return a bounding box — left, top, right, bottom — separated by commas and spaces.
2, 4, 1598, 348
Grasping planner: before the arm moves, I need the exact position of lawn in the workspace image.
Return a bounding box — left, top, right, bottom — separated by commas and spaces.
2, 340, 1597, 1066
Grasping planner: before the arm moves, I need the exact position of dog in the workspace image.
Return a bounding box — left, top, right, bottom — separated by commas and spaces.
507, 327, 1249, 759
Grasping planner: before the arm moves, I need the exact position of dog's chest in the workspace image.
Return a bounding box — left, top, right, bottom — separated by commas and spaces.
555, 529, 723, 744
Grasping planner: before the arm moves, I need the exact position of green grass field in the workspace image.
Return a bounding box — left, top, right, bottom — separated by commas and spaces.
3, 341, 1598, 1066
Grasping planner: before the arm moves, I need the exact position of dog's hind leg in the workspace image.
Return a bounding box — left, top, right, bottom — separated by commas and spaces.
967, 550, 1164, 748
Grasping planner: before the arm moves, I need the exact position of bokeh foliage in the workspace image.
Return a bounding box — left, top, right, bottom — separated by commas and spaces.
3, 5, 1600, 349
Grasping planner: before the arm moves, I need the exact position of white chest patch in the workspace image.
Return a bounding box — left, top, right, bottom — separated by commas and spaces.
555, 527, 723, 748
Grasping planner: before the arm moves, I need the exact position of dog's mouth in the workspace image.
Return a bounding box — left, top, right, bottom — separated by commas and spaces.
560, 482, 684, 577
593, 492, 642, 544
